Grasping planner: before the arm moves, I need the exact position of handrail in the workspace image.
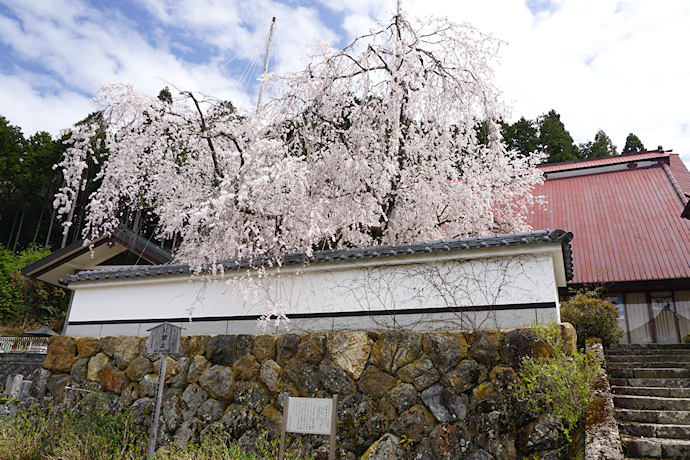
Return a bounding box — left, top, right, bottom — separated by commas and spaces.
0, 337, 49, 354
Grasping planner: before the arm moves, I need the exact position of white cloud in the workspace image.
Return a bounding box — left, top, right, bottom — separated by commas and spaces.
0, 73, 92, 137
0, 0, 689, 166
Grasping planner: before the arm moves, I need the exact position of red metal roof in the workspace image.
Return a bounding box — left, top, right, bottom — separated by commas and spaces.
669, 154, 690, 197
539, 151, 669, 173
529, 159, 690, 285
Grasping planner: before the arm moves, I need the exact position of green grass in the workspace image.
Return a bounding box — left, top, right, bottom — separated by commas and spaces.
0, 394, 315, 460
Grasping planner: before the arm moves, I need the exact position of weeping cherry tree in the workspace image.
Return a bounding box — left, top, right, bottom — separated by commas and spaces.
54, 11, 545, 273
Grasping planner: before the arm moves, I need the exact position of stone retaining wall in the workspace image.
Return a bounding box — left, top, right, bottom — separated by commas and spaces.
31, 326, 578, 460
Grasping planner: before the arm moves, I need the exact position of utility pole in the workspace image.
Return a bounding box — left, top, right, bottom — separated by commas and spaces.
256, 17, 276, 112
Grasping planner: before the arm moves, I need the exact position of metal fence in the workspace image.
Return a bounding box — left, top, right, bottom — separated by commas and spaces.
0, 337, 49, 354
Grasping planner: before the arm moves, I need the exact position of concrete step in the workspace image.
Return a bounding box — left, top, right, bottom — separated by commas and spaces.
607, 349, 690, 356
609, 378, 690, 389
616, 409, 690, 425
610, 344, 690, 351
609, 367, 690, 379
621, 435, 690, 459
613, 395, 690, 411
612, 386, 690, 398
607, 354, 690, 363
619, 422, 690, 440
607, 361, 690, 369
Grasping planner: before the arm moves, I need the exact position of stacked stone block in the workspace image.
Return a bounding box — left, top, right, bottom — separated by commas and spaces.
32, 327, 577, 460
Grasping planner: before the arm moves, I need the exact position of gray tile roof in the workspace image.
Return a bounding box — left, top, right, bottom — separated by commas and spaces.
61, 229, 573, 285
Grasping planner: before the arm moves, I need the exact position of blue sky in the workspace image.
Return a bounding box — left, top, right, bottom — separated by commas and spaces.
1, 0, 689, 165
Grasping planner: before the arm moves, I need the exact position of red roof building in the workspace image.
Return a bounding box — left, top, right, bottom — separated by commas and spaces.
529, 149, 690, 344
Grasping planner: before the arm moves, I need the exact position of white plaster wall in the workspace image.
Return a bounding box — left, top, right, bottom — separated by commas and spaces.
67, 251, 559, 324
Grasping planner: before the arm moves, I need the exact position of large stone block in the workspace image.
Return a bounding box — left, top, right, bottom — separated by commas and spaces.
252, 335, 276, 363
501, 328, 536, 370
70, 358, 89, 384
181, 383, 209, 421
43, 336, 77, 374
469, 330, 502, 366
421, 384, 467, 423
112, 336, 143, 370
361, 434, 405, 460
318, 359, 356, 395
327, 331, 372, 379
295, 333, 326, 365
389, 404, 435, 443
187, 335, 210, 357
276, 334, 300, 366
232, 380, 270, 414
385, 382, 419, 415
259, 359, 283, 393
198, 364, 234, 400
358, 366, 396, 400
430, 423, 472, 459
46, 373, 71, 400
445, 359, 482, 394
370, 332, 422, 374
125, 355, 153, 382
187, 354, 211, 384
85, 353, 108, 383
232, 353, 260, 381
284, 357, 319, 396
423, 332, 469, 373
206, 335, 238, 367
99, 363, 128, 393
75, 337, 99, 359
397, 355, 440, 391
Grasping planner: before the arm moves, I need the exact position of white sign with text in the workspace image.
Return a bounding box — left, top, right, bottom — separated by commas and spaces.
285, 397, 333, 435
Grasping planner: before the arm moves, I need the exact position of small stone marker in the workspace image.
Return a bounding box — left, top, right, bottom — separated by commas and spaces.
145, 322, 183, 459
17, 380, 32, 400
6, 374, 23, 399
279, 395, 338, 460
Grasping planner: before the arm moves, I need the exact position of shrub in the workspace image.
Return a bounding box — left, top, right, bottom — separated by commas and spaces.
0, 244, 68, 326
683, 333, 690, 344
560, 293, 623, 348
518, 323, 599, 442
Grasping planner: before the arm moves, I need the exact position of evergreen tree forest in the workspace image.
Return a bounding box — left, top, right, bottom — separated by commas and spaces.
500, 110, 646, 163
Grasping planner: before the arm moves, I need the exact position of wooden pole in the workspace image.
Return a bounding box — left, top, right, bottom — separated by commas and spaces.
278, 396, 289, 460
147, 353, 168, 459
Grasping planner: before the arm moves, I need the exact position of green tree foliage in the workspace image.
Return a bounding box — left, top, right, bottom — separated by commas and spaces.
158, 86, 173, 105
622, 132, 646, 154
578, 129, 617, 159
501, 116, 538, 157
537, 110, 579, 163
0, 115, 68, 252
0, 244, 68, 326
560, 293, 624, 348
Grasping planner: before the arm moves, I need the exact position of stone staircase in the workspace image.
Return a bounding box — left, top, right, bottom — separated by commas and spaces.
606, 343, 690, 459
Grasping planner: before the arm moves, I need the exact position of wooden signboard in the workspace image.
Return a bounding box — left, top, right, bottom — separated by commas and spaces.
146, 322, 182, 354
145, 322, 183, 458
279, 395, 338, 460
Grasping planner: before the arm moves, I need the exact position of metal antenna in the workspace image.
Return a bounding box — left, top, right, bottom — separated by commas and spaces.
256, 17, 276, 112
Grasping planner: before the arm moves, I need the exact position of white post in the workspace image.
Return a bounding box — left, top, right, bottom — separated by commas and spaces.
147, 353, 168, 459
256, 17, 276, 112
329, 394, 338, 460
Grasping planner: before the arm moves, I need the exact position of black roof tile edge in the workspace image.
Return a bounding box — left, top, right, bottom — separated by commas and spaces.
61, 229, 573, 285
